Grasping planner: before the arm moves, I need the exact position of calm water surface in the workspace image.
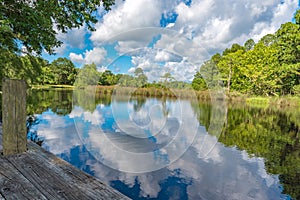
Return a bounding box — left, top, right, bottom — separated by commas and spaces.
27, 89, 299, 200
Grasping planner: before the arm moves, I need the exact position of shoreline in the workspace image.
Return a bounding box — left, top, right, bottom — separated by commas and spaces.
7, 84, 300, 108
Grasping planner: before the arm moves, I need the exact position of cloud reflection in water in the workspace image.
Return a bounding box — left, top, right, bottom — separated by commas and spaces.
34, 99, 285, 200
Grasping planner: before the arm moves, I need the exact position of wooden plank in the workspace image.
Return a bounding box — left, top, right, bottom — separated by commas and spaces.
0, 128, 129, 199
2, 79, 27, 155
6, 153, 82, 199
0, 155, 47, 200
15, 80, 27, 153
7, 142, 130, 200
31, 152, 129, 199
2, 79, 14, 155
0, 127, 2, 151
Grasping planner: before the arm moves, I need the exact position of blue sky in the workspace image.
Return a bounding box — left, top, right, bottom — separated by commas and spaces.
42, 0, 299, 82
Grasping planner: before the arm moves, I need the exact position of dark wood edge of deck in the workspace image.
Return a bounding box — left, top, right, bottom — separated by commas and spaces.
0, 128, 130, 200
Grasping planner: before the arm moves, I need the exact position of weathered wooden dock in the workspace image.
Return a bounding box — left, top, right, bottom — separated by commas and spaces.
0, 127, 130, 200
0, 79, 130, 199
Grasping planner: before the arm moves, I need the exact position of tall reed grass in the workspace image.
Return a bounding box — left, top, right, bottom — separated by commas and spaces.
94, 86, 212, 100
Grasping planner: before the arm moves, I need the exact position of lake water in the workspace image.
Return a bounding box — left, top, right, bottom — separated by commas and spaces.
27, 89, 299, 200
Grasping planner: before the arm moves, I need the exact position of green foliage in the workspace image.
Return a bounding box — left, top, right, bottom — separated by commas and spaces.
244, 39, 255, 51
222, 43, 245, 56
241, 42, 280, 95
191, 101, 300, 199
0, 34, 78, 87
295, 9, 300, 25
99, 70, 119, 85
0, 49, 48, 87
118, 74, 135, 87
276, 22, 300, 64
0, 0, 115, 54
0, 0, 114, 88
0, 49, 22, 84
192, 10, 300, 96
49, 58, 77, 85
134, 68, 148, 87
259, 34, 276, 46
27, 89, 73, 115
191, 71, 207, 91
200, 59, 223, 91
292, 84, 300, 95
161, 72, 174, 82
75, 63, 99, 87
218, 46, 245, 93
245, 97, 269, 108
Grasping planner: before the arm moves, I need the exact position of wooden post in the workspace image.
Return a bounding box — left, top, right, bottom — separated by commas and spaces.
2, 79, 27, 155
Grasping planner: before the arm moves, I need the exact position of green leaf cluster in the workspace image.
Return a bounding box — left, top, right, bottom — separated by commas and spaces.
194, 10, 300, 96
0, 53, 78, 87
0, 0, 115, 54
0, 0, 114, 87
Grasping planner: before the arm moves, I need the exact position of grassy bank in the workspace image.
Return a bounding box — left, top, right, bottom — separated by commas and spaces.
96, 86, 300, 107
232, 96, 300, 108
95, 86, 212, 100
28, 85, 300, 107
31, 85, 74, 90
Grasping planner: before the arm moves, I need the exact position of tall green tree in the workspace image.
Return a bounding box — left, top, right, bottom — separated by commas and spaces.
19, 55, 45, 85
0, 50, 48, 86
222, 43, 245, 56
118, 74, 135, 87
134, 68, 148, 87
99, 70, 118, 85
50, 57, 77, 85
36, 65, 55, 85
275, 10, 300, 94
243, 42, 280, 95
161, 72, 174, 83
0, 0, 115, 88
244, 39, 255, 51
191, 10, 300, 96
191, 71, 207, 91
75, 63, 99, 86
218, 45, 245, 93
200, 59, 222, 89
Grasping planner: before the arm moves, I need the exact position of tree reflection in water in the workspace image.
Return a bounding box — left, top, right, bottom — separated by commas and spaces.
28, 89, 299, 200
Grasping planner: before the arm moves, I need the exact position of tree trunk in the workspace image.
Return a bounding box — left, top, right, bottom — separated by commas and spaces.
227, 61, 232, 94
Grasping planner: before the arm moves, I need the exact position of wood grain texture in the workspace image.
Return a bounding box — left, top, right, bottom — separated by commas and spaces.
2, 79, 27, 155
0, 79, 130, 199
0, 138, 130, 199
0, 156, 47, 200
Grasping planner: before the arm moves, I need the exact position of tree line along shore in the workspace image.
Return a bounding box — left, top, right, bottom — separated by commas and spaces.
1, 10, 299, 106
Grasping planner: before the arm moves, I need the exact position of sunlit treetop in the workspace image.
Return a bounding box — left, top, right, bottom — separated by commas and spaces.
295, 9, 300, 25
0, 0, 115, 54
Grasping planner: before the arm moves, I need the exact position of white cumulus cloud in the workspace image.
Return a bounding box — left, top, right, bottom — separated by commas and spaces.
69, 53, 84, 63
69, 47, 107, 66
65, 0, 298, 79
91, 0, 162, 43
159, 0, 299, 57
90, 0, 164, 53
